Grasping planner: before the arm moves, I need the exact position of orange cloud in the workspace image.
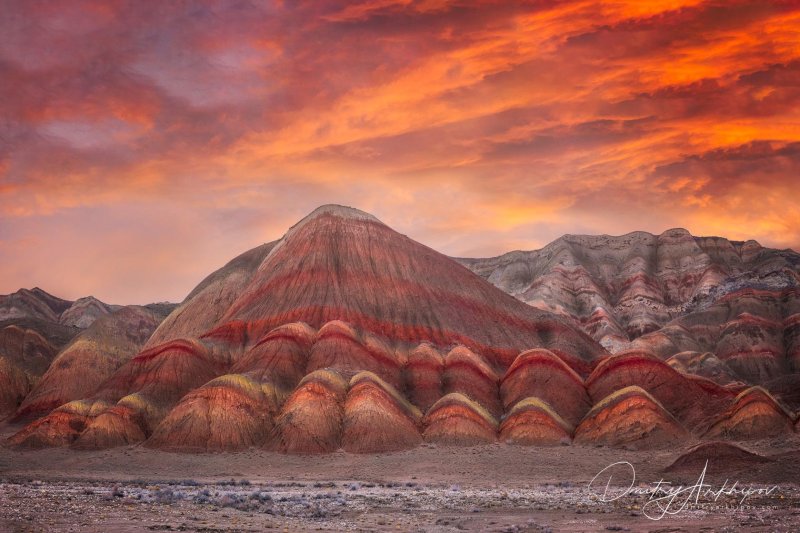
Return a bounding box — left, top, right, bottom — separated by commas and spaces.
1, 0, 799, 303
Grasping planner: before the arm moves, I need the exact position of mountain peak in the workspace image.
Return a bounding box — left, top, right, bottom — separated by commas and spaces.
658, 227, 693, 239
263, 204, 387, 264
150, 203, 604, 370
300, 204, 382, 225
282, 204, 385, 238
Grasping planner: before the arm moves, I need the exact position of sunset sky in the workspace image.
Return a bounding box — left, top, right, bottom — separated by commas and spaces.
2, 0, 799, 304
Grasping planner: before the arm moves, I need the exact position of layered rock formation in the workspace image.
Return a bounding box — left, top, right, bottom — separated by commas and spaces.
423, 393, 498, 445
8, 207, 601, 451
499, 397, 573, 446
500, 348, 591, 427
703, 387, 795, 440
7, 399, 110, 449
146, 374, 280, 452
6, 205, 799, 453
629, 288, 800, 387
0, 357, 33, 421
442, 347, 502, 419
0, 325, 57, 419
665, 351, 741, 386
0, 288, 118, 341
0, 288, 174, 420
0, 324, 56, 377
230, 322, 315, 392
143, 206, 603, 370
15, 306, 164, 419
72, 401, 148, 450
0, 288, 73, 324
342, 372, 422, 453
574, 386, 690, 449
584, 350, 736, 432
404, 343, 444, 412
269, 370, 347, 454
58, 296, 114, 328
459, 230, 800, 397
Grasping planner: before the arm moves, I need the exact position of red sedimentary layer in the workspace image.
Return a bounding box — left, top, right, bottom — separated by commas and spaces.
499, 397, 573, 446
146, 374, 279, 452
500, 348, 591, 427
306, 321, 403, 389
403, 343, 444, 412
628, 287, 800, 389
270, 370, 347, 454
7, 400, 109, 449
342, 371, 421, 453
422, 393, 498, 445
27, 337, 230, 446
442, 346, 502, 419
703, 386, 794, 440
230, 322, 315, 392
93, 338, 224, 410
72, 404, 147, 450
574, 386, 689, 449
585, 350, 735, 432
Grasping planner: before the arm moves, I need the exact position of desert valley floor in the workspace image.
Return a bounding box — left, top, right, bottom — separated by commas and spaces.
2, 423, 800, 532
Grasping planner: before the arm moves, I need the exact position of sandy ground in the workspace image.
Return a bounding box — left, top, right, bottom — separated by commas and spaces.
1, 423, 799, 532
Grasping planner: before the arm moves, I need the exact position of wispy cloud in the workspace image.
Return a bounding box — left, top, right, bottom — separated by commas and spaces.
1, 0, 798, 303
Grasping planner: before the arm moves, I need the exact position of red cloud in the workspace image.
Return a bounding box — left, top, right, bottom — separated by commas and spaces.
1, 0, 799, 303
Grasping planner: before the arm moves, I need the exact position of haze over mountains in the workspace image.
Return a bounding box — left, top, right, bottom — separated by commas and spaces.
2, 205, 799, 453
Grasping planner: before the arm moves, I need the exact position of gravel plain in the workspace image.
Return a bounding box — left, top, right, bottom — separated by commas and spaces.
2, 426, 799, 532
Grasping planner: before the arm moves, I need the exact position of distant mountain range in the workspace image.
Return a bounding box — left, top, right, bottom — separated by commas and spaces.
3, 205, 798, 453
458, 228, 799, 388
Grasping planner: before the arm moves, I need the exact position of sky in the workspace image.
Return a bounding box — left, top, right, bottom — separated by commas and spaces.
1, 0, 799, 305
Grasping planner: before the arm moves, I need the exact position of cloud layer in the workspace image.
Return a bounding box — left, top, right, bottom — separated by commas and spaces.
2, 0, 799, 303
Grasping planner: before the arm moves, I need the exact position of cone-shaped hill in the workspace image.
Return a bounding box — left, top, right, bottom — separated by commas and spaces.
8, 205, 609, 452
151, 205, 605, 370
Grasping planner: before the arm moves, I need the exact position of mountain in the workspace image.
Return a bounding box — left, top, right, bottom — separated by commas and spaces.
0, 288, 115, 334
14, 306, 167, 420
0, 325, 56, 419
58, 296, 115, 328
0, 287, 177, 421
457, 229, 800, 392
148, 205, 602, 369
7, 206, 799, 452
8, 205, 606, 451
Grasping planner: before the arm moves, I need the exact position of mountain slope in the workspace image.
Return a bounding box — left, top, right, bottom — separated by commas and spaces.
8, 206, 798, 453
15, 306, 166, 419
458, 229, 800, 394
209, 205, 604, 369
458, 229, 799, 351
8, 205, 609, 451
